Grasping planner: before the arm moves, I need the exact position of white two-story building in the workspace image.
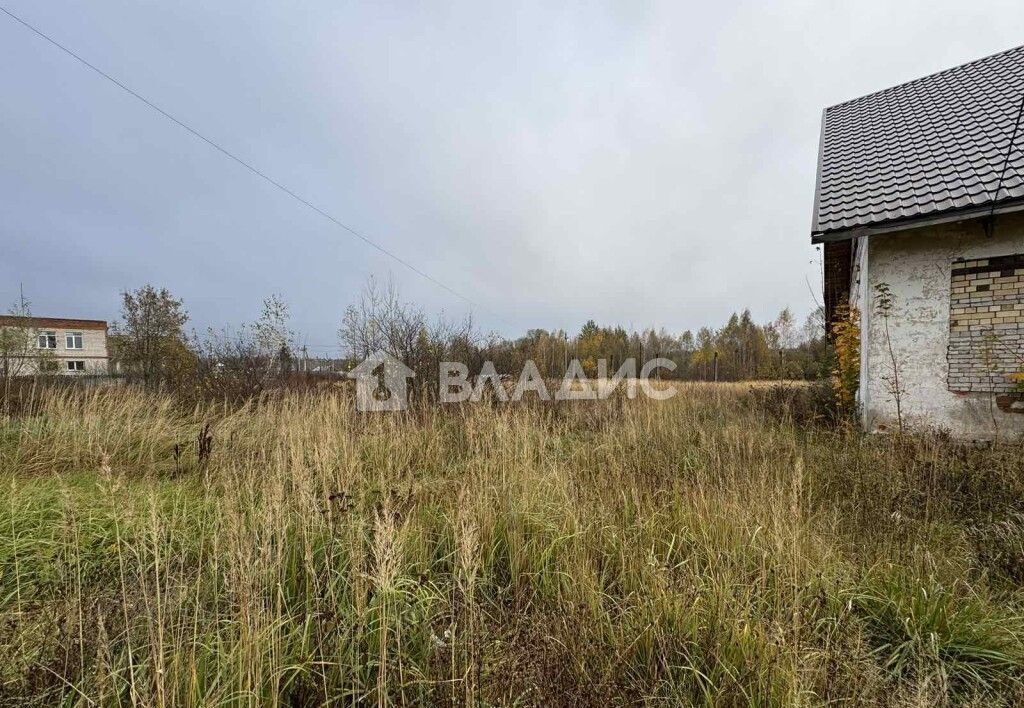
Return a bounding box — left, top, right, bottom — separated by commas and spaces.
0, 316, 110, 375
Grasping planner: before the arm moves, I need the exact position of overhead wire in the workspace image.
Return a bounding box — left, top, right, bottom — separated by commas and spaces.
0, 5, 493, 317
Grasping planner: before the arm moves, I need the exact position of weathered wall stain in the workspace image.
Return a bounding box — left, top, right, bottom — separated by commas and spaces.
860, 213, 1024, 440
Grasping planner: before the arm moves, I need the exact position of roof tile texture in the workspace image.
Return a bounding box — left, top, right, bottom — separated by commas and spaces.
813, 45, 1024, 236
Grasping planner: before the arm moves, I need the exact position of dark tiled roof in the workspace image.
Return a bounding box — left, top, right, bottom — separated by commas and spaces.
812, 45, 1024, 239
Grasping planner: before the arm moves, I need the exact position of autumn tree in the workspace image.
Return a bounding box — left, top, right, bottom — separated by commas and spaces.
113, 285, 191, 386
577, 320, 606, 376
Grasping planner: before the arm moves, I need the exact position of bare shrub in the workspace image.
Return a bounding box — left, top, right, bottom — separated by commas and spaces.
338, 276, 476, 402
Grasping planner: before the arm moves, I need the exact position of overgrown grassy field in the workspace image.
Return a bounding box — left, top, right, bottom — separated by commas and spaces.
1, 383, 1023, 706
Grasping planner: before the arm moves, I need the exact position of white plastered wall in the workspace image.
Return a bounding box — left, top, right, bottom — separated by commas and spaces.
859, 213, 1024, 439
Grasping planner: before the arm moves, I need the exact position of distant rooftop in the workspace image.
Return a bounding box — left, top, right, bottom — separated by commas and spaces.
0, 316, 107, 330
812, 45, 1024, 240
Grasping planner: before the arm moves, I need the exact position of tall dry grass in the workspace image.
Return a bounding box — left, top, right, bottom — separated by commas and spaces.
1, 383, 1023, 706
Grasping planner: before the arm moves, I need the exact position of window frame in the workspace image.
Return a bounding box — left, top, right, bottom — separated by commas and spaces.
66, 331, 84, 350
37, 330, 57, 349
66, 360, 86, 372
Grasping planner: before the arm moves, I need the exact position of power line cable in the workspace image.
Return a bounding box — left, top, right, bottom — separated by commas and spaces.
986, 89, 1024, 231
0, 5, 487, 313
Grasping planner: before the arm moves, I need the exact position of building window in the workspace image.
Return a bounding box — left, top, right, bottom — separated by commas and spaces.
66, 331, 83, 349
947, 253, 1024, 393
37, 331, 57, 349
67, 360, 86, 372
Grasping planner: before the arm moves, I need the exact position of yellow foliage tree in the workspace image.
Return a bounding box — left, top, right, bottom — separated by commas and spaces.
830, 304, 860, 415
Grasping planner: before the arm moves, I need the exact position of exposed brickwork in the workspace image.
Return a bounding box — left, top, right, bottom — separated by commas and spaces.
823, 239, 852, 336
947, 253, 1024, 393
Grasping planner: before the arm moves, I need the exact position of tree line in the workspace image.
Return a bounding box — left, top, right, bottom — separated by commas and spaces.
5, 278, 830, 400
333, 277, 829, 386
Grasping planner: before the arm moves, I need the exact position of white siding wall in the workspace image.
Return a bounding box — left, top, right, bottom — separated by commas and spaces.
58, 327, 108, 374
12, 326, 108, 375
861, 213, 1024, 439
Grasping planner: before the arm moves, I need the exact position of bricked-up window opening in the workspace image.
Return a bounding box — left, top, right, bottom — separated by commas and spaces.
947, 254, 1024, 393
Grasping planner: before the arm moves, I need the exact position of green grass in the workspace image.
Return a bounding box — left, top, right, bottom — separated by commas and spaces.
0, 383, 1022, 705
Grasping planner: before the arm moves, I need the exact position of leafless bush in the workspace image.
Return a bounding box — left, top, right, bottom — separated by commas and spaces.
193, 295, 295, 402
338, 276, 477, 402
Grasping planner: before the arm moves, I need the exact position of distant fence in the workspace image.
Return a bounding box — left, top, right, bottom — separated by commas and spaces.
3, 373, 126, 388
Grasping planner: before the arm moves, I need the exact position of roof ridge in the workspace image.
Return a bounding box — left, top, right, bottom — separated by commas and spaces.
826, 44, 1024, 113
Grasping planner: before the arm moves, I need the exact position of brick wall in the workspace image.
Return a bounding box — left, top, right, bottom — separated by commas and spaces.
947, 253, 1024, 393
823, 239, 852, 336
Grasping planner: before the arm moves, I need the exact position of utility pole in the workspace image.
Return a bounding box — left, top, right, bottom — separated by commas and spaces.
713, 351, 719, 383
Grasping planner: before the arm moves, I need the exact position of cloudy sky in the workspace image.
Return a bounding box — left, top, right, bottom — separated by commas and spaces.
2, 2, 1022, 353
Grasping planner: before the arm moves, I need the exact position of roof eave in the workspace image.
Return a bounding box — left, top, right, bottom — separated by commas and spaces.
811, 196, 1024, 244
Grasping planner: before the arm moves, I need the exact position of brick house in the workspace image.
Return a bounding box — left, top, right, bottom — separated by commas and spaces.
812, 46, 1024, 439
0, 316, 110, 376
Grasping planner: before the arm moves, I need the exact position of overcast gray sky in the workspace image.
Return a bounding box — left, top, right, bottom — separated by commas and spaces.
2, 2, 1022, 352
